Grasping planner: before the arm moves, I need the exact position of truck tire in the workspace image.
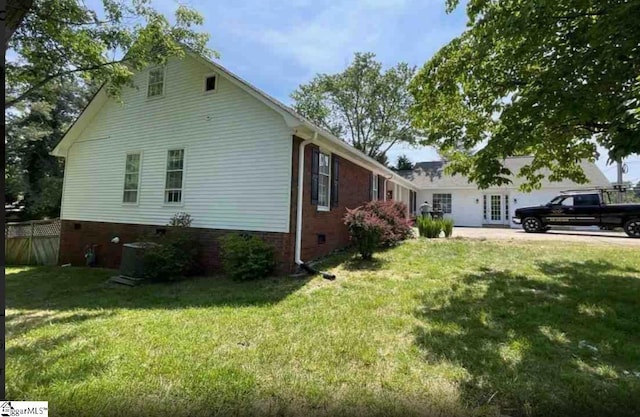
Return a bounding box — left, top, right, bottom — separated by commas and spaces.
623, 219, 640, 238
522, 217, 544, 233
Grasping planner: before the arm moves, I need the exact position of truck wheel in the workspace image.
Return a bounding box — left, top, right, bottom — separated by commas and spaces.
523, 217, 543, 233
624, 219, 640, 238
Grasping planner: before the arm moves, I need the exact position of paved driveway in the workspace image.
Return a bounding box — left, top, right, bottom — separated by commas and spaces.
453, 227, 640, 247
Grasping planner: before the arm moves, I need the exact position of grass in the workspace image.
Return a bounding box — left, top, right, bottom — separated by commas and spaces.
6, 238, 640, 417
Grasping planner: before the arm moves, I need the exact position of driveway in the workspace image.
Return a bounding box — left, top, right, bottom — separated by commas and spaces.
453, 227, 640, 247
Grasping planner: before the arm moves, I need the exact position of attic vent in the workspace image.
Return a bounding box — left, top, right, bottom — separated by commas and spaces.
205, 75, 217, 92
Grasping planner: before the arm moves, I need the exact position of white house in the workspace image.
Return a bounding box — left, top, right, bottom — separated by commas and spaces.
51, 51, 417, 272
399, 157, 610, 227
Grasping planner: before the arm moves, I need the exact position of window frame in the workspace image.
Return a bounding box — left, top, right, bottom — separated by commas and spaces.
203, 73, 218, 93
147, 66, 166, 99
164, 148, 186, 205
317, 151, 331, 211
433, 193, 452, 214
372, 174, 379, 201
122, 151, 142, 205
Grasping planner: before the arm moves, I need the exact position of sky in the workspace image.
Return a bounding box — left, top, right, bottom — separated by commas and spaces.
95, 0, 640, 184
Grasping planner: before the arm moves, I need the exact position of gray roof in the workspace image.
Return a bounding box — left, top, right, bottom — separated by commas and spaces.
398, 157, 611, 190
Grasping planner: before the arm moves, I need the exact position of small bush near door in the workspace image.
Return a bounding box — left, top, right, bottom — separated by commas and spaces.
441, 218, 454, 237
220, 234, 276, 281
417, 217, 453, 239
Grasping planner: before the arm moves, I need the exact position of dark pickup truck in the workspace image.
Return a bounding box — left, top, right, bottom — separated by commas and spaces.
513, 190, 640, 237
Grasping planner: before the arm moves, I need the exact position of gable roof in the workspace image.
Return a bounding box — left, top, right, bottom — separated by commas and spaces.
52, 51, 417, 191
398, 156, 611, 190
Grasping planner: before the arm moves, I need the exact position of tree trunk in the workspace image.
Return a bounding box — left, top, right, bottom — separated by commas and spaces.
4, 0, 33, 51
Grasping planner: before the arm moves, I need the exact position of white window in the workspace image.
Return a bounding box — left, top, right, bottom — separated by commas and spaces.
147, 67, 164, 97
433, 193, 452, 213
165, 149, 184, 203
122, 153, 141, 203
318, 152, 330, 209
372, 174, 378, 200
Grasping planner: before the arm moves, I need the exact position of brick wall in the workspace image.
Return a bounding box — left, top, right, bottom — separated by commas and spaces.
292, 136, 373, 261
59, 220, 294, 274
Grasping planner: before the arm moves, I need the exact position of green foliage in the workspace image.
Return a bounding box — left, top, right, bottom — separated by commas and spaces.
395, 154, 413, 170
291, 52, 418, 160
417, 216, 443, 239
410, 1, 640, 190
5, 77, 91, 219
441, 218, 454, 238
142, 229, 202, 282
168, 212, 193, 227
219, 234, 276, 281
7, 0, 215, 109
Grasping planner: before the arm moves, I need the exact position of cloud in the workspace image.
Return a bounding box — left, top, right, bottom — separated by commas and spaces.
230, 0, 414, 75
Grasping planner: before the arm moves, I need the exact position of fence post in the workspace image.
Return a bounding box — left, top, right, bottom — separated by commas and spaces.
28, 221, 35, 265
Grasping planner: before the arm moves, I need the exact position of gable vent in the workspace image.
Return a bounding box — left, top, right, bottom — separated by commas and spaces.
205, 75, 217, 92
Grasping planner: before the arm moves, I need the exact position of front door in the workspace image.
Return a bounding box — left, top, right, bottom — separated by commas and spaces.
485, 194, 509, 225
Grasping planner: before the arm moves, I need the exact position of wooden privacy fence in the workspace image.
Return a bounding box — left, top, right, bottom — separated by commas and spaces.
5, 218, 61, 266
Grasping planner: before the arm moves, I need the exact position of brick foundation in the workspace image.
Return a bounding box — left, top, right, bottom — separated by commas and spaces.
59, 220, 294, 274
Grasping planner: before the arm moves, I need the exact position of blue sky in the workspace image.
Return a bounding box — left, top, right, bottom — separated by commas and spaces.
107, 0, 640, 183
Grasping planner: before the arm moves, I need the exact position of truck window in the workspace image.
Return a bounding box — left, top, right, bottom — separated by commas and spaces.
574, 193, 600, 206
560, 196, 574, 206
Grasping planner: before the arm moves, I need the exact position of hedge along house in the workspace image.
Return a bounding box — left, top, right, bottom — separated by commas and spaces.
398, 157, 610, 228
51, 51, 418, 273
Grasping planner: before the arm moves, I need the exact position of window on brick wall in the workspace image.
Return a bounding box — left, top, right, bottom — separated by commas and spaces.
318, 152, 330, 210
371, 174, 378, 201
122, 152, 141, 203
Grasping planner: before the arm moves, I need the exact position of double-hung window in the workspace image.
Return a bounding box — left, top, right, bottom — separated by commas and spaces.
122, 153, 141, 203
318, 152, 330, 209
165, 149, 184, 203
372, 174, 378, 201
147, 67, 164, 98
433, 193, 452, 213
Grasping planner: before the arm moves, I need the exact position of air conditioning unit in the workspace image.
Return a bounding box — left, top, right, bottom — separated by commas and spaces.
119, 242, 159, 278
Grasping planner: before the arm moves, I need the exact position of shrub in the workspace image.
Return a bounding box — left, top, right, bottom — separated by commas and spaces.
344, 208, 386, 260
361, 200, 413, 246
142, 228, 202, 282
441, 218, 454, 237
417, 216, 443, 238
168, 212, 193, 227
220, 234, 276, 281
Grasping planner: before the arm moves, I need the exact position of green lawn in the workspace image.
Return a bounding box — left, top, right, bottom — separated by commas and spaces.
6, 239, 640, 417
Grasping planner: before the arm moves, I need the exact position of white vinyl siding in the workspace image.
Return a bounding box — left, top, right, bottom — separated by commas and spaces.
164, 149, 184, 204
147, 67, 164, 97
122, 153, 141, 203
62, 56, 293, 233
318, 152, 330, 209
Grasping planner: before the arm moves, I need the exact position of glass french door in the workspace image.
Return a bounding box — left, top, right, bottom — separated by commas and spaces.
484, 194, 509, 225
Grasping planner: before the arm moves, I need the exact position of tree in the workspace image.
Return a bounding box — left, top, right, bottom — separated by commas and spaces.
6, 0, 214, 109
396, 154, 413, 170
409, 0, 640, 190
291, 52, 419, 161
5, 77, 92, 219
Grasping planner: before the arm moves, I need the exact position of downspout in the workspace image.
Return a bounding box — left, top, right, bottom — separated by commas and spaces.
294, 131, 336, 280
295, 136, 312, 266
